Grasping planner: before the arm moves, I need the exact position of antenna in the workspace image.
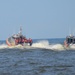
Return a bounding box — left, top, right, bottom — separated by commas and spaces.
19, 26, 22, 35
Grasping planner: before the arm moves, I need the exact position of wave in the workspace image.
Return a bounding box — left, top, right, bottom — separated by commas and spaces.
0, 44, 8, 49
32, 40, 65, 51
0, 40, 75, 51
0, 44, 33, 49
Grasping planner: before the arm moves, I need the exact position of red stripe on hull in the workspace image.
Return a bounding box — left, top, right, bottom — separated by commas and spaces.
6, 39, 11, 46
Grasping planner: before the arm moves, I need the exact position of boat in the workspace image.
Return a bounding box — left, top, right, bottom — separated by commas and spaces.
6, 27, 32, 46
64, 34, 75, 47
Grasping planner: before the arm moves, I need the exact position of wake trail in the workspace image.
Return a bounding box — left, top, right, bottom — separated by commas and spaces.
0, 40, 75, 50
0, 44, 8, 49
32, 40, 65, 51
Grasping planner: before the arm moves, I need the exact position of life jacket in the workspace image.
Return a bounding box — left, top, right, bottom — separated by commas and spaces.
19, 38, 21, 43
22, 39, 25, 43
15, 39, 19, 45
24, 39, 28, 43
29, 38, 32, 43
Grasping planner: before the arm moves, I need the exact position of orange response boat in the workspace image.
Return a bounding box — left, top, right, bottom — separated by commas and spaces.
6, 27, 32, 46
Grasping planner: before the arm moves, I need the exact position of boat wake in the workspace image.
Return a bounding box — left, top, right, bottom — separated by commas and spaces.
32, 40, 65, 51
0, 44, 32, 49
0, 40, 75, 51
0, 44, 8, 49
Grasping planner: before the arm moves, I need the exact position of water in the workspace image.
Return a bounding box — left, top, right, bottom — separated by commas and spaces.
0, 38, 75, 75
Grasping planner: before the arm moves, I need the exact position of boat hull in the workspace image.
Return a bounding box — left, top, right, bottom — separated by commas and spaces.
6, 37, 32, 46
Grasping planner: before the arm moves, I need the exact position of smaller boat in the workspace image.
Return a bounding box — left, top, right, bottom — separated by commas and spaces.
64, 34, 75, 47
6, 27, 32, 46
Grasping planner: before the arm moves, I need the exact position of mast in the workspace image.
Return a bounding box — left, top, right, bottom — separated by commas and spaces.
19, 26, 22, 35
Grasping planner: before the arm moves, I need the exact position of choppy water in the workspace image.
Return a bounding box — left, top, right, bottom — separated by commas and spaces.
0, 38, 75, 75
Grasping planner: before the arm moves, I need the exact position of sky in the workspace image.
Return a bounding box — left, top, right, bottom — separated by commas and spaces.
0, 0, 75, 40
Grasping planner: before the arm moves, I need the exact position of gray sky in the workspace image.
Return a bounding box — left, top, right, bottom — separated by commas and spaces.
0, 0, 75, 39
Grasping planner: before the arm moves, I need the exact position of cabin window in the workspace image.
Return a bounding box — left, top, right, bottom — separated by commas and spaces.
71, 39, 73, 43
73, 39, 75, 43
67, 38, 73, 43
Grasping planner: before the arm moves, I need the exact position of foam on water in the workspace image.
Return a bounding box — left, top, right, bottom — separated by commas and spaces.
68, 44, 75, 49
32, 40, 65, 51
32, 40, 49, 48
0, 40, 65, 51
0, 44, 8, 49
0, 40, 75, 51
0, 44, 34, 50
50, 44, 65, 51
0, 44, 23, 49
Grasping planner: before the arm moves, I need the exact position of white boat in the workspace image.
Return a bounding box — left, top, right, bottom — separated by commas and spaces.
6, 27, 32, 46
64, 34, 75, 47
